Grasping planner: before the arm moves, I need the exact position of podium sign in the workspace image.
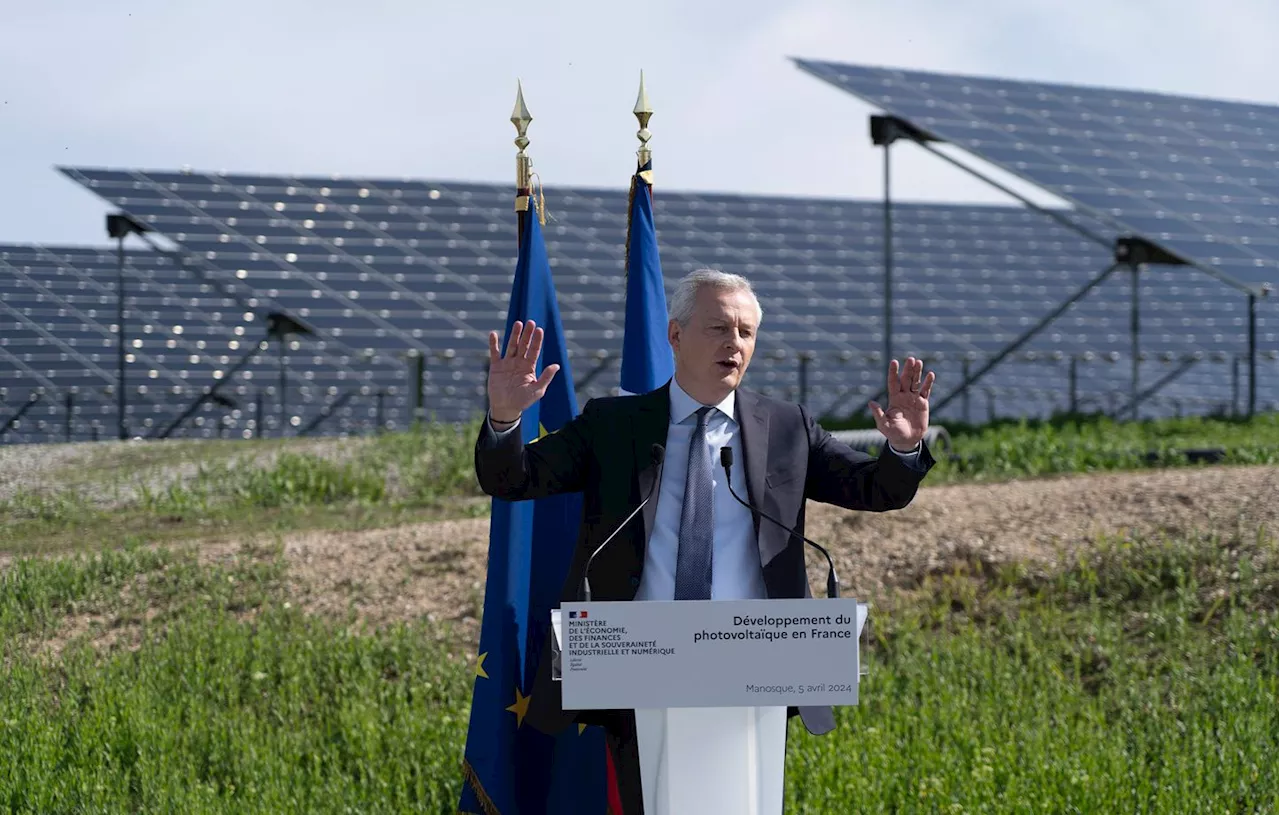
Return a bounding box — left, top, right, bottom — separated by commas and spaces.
553, 598, 865, 710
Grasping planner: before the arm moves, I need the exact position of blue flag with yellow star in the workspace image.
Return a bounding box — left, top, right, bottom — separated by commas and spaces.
459, 195, 612, 815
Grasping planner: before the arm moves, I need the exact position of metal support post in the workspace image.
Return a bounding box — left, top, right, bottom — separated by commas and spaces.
1130, 264, 1140, 421
106, 213, 149, 440
1247, 292, 1257, 417
1231, 355, 1240, 417
411, 351, 426, 427
798, 352, 813, 406
115, 236, 127, 440
1068, 356, 1079, 415
882, 142, 893, 369
278, 339, 288, 436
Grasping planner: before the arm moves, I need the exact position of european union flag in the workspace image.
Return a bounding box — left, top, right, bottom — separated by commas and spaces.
460, 196, 614, 814
620, 161, 674, 395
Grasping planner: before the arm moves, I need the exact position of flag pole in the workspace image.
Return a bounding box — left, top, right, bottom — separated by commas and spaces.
512, 80, 533, 244
634, 70, 653, 175
626, 71, 653, 272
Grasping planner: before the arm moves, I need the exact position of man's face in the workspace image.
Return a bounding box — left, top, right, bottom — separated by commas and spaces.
669, 285, 759, 403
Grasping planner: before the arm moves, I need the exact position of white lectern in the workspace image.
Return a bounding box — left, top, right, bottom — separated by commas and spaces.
552, 598, 867, 815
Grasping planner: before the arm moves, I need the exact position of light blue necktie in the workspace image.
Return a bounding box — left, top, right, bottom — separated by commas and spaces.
674, 406, 714, 600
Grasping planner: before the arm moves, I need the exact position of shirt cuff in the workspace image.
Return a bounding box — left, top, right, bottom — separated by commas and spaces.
487, 412, 521, 437
887, 441, 925, 471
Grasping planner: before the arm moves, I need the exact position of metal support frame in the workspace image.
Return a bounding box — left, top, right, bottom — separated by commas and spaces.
154, 310, 312, 440
0, 392, 42, 441
856, 114, 1266, 424
64, 391, 74, 442
1068, 357, 1079, 414
870, 117, 941, 378
798, 351, 815, 406
408, 351, 426, 427
933, 261, 1121, 414
1115, 354, 1201, 418
1130, 264, 1140, 421
1114, 236, 1189, 420
1247, 293, 1257, 417
573, 352, 616, 392
298, 388, 359, 436
153, 339, 268, 440
106, 212, 150, 441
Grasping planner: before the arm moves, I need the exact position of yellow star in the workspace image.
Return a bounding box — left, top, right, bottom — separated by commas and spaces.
507, 687, 532, 727
578, 723, 587, 735
474, 653, 489, 680
529, 423, 550, 444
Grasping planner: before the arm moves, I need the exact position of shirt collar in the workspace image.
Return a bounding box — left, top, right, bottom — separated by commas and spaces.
669, 376, 736, 425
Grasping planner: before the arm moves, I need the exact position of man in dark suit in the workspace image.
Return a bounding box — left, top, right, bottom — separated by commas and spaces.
475, 269, 935, 812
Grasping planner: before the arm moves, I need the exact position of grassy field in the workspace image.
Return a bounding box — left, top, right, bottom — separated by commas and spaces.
0, 423, 486, 556
3, 413, 1276, 554
1, 414, 1276, 812
0, 525, 1274, 813
844, 412, 1279, 484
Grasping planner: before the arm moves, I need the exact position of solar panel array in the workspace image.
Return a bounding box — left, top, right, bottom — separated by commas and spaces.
794, 59, 1280, 290
0, 244, 405, 442
0, 165, 1264, 443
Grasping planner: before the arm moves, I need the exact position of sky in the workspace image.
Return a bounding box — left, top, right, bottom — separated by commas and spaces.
1, 0, 1276, 247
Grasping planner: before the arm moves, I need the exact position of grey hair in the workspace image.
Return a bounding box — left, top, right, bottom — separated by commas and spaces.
668, 268, 763, 327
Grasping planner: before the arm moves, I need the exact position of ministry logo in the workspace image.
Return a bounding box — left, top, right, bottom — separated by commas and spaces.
569, 611, 588, 619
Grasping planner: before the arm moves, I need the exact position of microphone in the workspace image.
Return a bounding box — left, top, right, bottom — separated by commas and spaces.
581, 443, 665, 602
719, 446, 840, 599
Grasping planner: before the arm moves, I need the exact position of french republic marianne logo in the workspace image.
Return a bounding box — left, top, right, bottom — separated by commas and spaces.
569, 611, 588, 619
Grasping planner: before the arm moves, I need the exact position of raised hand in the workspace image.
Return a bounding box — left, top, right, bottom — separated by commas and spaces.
868, 357, 934, 452
487, 320, 560, 423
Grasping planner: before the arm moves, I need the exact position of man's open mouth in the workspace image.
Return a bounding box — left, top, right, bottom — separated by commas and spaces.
717, 361, 739, 372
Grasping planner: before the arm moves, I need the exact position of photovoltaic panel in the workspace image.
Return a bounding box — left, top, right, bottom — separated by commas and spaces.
0, 244, 407, 442
26, 165, 1274, 440
795, 59, 1279, 290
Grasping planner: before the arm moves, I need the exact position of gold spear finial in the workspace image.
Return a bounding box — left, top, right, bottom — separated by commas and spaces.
512, 80, 533, 203
634, 70, 653, 171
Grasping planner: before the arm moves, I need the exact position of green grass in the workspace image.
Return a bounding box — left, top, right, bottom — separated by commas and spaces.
849, 412, 1278, 484
0, 528, 1274, 813
3, 413, 1275, 553
1, 422, 484, 554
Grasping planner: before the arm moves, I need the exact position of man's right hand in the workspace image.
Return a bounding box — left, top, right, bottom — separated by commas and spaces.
487, 320, 560, 426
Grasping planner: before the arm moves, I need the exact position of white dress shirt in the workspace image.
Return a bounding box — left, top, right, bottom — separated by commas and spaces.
634, 378, 767, 601
487, 379, 923, 602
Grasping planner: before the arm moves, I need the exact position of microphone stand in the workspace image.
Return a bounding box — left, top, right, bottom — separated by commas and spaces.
580, 444, 665, 601
720, 446, 841, 599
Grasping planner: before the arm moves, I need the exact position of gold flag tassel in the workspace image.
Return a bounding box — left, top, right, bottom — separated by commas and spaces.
460, 758, 503, 815
530, 170, 547, 226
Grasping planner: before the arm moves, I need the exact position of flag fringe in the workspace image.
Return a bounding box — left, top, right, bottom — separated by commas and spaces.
460, 758, 502, 815
624, 173, 639, 274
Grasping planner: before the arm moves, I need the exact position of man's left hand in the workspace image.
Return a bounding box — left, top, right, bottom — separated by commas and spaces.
868, 357, 934, 452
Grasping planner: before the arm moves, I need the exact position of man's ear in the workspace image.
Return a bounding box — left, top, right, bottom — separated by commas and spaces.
668, 318, 680, 351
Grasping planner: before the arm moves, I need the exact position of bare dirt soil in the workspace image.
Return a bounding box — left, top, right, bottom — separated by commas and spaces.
16, 465, 1277, 657
218, 464, 1279, 636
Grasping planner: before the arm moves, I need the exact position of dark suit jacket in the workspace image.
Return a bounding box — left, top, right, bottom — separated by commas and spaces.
474, 381, 933, 742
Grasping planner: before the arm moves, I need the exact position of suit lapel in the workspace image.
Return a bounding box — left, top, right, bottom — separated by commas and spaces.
735, 388, 769, 539
632, 384, 671, 548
